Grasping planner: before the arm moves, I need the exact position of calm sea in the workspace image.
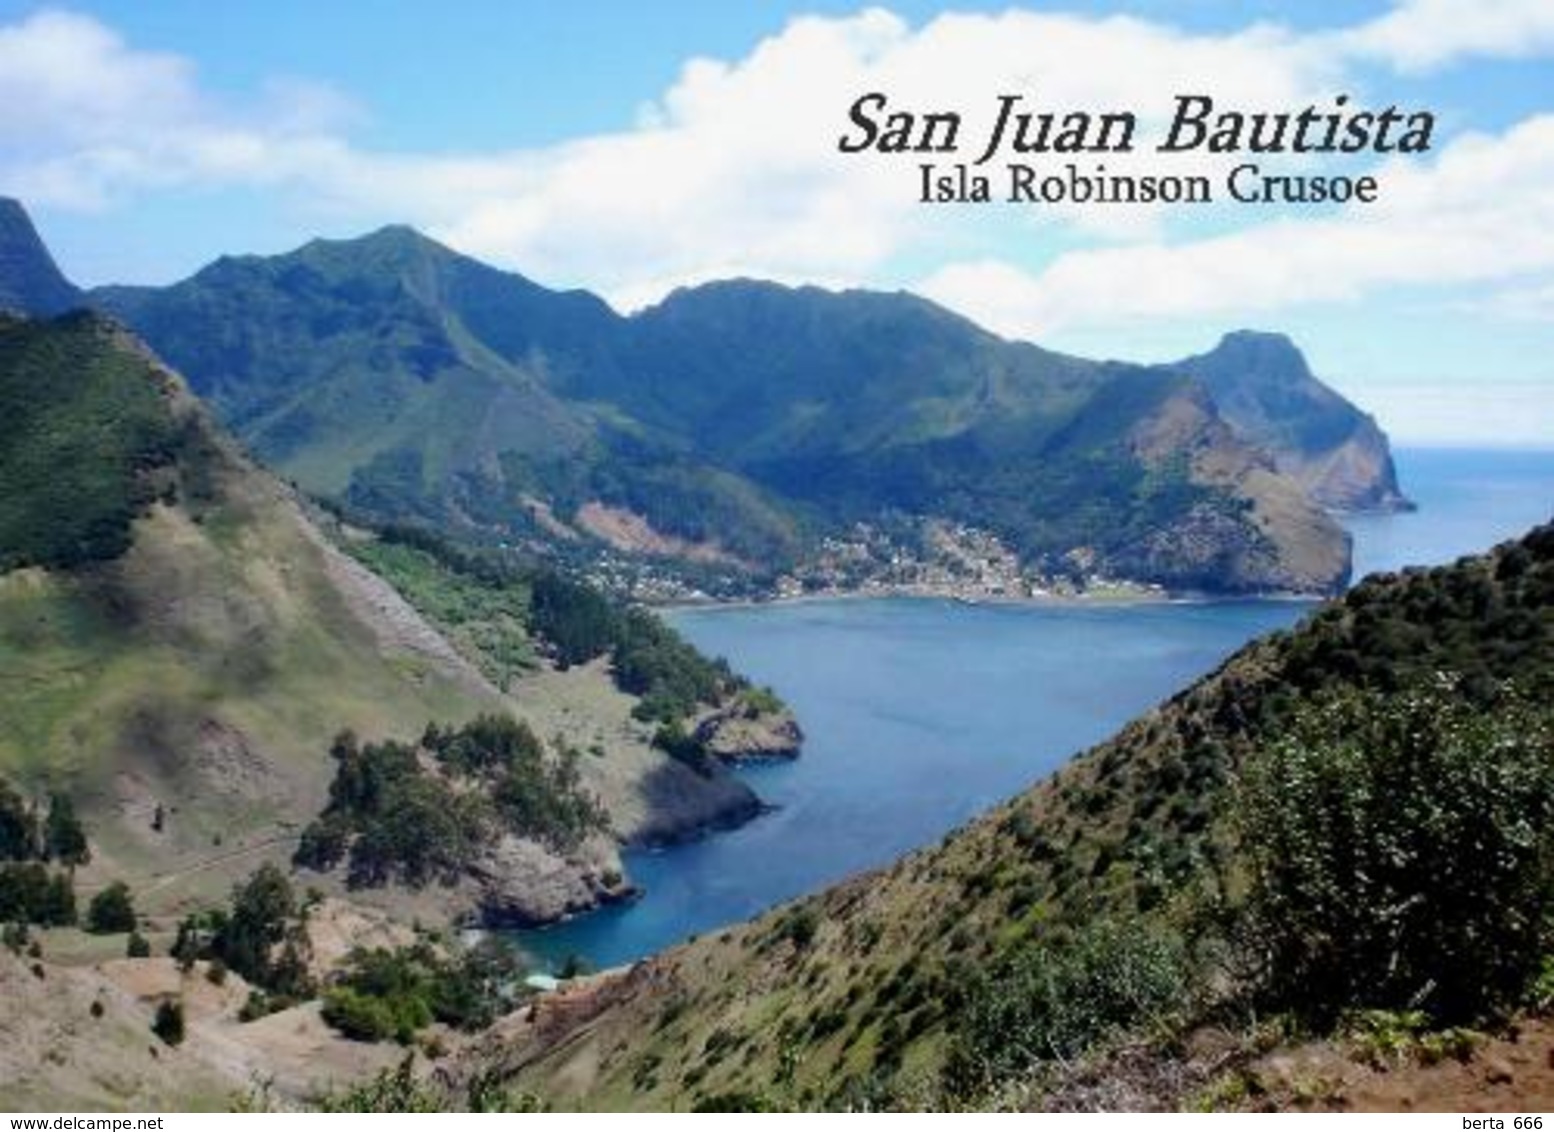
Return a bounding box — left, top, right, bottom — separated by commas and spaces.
519, 449, 1554, 969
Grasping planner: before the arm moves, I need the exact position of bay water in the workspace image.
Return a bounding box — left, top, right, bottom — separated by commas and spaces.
520, 448, 1554, 969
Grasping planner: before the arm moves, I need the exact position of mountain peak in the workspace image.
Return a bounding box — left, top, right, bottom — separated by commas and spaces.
0, 197, 82, 317
1204, 329, 1312, 380
356, 222, 445, 253
294, 222, 457, 267
1175, 330, 1410, 512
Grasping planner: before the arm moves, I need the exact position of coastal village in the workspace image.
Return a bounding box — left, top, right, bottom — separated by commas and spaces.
570, 515, 1164, 606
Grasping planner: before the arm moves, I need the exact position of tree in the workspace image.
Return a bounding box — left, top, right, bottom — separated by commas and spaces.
2, 921, 29, 954
216, 863, 296, 985
212, 864, 314, 999
0, 863, 75, 926
171, 911, 219, 972
0, 780, 38, 860
152, 999, 185, 1046
43, 793, 89, 867
39, 871, 76, 926
126, 930, 151, 959
86, 881, 137, 934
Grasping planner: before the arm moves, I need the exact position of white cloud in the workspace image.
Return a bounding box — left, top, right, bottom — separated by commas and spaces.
1336, 0, 1554, 71
0, 9, 365, 209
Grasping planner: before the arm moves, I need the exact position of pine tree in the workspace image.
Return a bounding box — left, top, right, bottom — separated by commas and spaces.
43, 793, 89, 867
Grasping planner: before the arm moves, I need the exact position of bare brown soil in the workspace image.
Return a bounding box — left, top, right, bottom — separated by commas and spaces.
1259, 1019, 1554, 1114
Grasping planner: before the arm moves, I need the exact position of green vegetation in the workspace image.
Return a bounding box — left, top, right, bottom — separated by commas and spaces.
0, 197, 82, 316
769, 905, 820, 952
344, 531, 535, 689
0, 310, 505, 918
0, 778, 88, 866
0, 778, 35, 859
317, 1053, 546, 1112
41, 793, 88, 866
0, 312, 185, 571
295, 717, 607, 889
294, 731, 491, 889
321, 938, 526, 1044
949, 918, 1188, 1096
346, 523, 758, 727
0, 775, 83, 928
425, 715, 606, 848
217, 864, 314, 999
85, 880, 137, 934
171, 864, 316, 1006
152, 999, 185, 1047
527, 567, 742, 724
0, 862, 75, 926
1238, 683, 1554, 1024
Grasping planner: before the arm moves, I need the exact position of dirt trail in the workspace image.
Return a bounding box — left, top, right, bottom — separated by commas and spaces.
140, 834, 301, 895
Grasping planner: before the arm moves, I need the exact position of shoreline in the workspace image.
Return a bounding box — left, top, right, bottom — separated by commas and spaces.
651, 583, 1324, 616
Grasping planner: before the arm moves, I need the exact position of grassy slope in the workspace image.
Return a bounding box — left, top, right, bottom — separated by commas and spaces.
489, 522, 1554, 1110
0, 314, 502, 912
0, 313, 769, 922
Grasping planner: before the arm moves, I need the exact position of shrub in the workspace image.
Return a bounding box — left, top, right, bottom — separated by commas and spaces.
0, 778, 38, 861
86, 881, 137, 934
322, 987, 401, 1043
2, 921, 27, 953
319, 940, 523, 1044
152, 999, 185, 1046
126, 930, 151, 959
773, 906, 819, 951
948, 918, 1187, 1096
1236, 682, 1554, 1023
317, 1054, 444, 1113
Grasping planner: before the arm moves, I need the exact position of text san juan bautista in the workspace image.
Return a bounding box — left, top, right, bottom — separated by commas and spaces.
837, 92, 1434, 206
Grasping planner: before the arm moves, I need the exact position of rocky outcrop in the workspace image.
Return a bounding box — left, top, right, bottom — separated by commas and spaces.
693, 705, 804, 762
471, 832, 636, 928
1272, 415, 1412, 513
1174, 330, 1411, 513
1124, 381, 1351, 595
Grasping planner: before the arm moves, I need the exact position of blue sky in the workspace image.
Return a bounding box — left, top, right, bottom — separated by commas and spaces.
1, 1, 1552, 445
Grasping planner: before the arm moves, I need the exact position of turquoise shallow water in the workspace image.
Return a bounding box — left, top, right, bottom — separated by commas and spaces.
518, 449, 1554, 970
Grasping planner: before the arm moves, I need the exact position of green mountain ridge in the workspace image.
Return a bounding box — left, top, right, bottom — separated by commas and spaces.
63, 213, 1380, 595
